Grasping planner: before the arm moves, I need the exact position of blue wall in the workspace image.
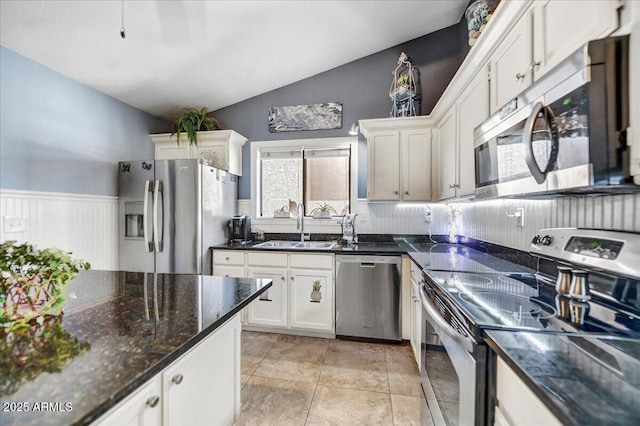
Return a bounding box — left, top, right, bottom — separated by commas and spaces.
212, 22, 467, 199
0, 46, 171, 196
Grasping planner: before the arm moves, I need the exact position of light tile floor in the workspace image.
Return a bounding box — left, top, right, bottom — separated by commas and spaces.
239, 331, 433, 425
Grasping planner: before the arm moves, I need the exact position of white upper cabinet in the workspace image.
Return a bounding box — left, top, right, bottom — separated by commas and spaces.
532, 0, 619, 80
360, 117, 434, 202
436, 107, 458, 201
489, 0, 618, 113
489, 9, 533, 113
150, 130, 247, 176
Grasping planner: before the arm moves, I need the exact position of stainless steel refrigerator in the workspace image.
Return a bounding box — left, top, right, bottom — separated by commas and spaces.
118, 159, 237, 274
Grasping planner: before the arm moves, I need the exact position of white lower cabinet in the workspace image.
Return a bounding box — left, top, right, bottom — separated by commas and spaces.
495, 356, 561, 426
409, 261, 422, 370
95, 376, 162, 426
246, 267, 288, 327
289, 268, 334, 331
95, 315, 241, 426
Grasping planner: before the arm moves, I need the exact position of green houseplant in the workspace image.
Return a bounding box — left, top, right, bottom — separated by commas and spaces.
1, 241, 90, 327
309, 202, 338, 219
171, 107, 220, 145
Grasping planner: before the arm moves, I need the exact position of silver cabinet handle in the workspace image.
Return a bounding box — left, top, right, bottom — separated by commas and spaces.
530, 60, 541, 70
290, 276, 294, 280
515, 73, 526, 81
281, 276, 285, 281
146, 396, 160, 408
172, 374, 183, 385
404, 191, 409, 195
394, 190, 399, 195
143, 180, 154, 252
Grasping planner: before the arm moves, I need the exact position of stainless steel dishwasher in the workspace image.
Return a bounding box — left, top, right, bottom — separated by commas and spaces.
335, 255, 402, 341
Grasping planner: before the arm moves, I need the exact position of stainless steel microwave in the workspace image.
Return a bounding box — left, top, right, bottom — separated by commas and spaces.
473, 35, 637, 199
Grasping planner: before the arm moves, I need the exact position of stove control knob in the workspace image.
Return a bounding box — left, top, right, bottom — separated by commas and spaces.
531, 235, 541, 245
541, 235, 553, 246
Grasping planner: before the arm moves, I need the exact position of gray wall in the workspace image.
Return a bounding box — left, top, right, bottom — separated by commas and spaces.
0, 46, 171, 197
213, 22, 467, 199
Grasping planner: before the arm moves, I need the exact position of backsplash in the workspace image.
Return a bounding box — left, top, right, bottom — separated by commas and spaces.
241, 193, 639, 252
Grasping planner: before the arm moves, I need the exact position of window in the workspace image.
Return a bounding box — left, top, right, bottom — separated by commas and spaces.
252, 138, 357, 218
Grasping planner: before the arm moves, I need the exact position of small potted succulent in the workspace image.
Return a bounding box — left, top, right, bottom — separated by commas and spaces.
309, 202, 337, 219
1, 241, 90, 328
171, 107, 220, 145
273, 205, 291, 218
310, 280, 322, 302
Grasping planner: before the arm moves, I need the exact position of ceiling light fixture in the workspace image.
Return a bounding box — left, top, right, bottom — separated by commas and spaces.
348, 122, 359, 136
120, 0, 126, 39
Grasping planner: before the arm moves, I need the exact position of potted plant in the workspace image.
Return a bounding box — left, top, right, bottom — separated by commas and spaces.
310, 280, 322, 302
1, 241, 90, 328
171, 107, 220, 145
273, 205, 291, 218
309, 202, 337, 219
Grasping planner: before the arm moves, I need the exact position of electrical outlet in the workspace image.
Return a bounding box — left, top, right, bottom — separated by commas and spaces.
3, 216, 26, 233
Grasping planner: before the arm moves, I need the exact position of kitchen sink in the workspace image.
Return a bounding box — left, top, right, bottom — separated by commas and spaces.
253, 240, 337, 250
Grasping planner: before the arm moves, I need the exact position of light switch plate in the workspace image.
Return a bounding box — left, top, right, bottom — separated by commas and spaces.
3, 216, 26, 233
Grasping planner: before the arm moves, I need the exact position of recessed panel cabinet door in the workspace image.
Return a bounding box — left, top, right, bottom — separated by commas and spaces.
367, 131, 401, 201
163, 315, 241, 426
289, 268, 334, 331
402, 129, 432, 201
247, 267, 288, 327
95, 376, 162, 426
457, 69, 489, 198
490, 8, 533, 113
533, 0, 618, 81
437, 107, 458, 201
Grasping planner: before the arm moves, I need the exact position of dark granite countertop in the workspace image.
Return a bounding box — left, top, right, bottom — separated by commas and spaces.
0, 270, 272, 426
485, 330, 640, 426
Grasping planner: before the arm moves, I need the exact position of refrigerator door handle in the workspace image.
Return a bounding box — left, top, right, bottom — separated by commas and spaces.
143, 180, 154, 252
154, 180, 164, 252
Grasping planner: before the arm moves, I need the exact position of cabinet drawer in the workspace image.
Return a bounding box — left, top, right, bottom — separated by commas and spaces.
290, 254, 333, 270
213, 251, 245, 266
247, 252, 288, 267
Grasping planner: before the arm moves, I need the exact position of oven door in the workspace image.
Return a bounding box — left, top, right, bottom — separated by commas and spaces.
420, 283, 480, 426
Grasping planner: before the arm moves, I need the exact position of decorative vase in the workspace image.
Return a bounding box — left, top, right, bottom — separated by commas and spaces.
310, 291, 322, 302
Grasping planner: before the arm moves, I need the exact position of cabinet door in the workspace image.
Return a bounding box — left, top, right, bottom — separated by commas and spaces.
95, 376, 162, 426
163, 315, 241, 426
367, 131, 401, 201
490, 8, 533, 113
533, 0, 618, 80
289, 268, 334, 331
401, 129, 432, 201
410, 280, 421, 370
155, 142, 190, 160
437, 107, 458, 201
192, 141, 229, 171
213, 264, 246, 278
457, 69, 489, 198
246, 267, 288, 327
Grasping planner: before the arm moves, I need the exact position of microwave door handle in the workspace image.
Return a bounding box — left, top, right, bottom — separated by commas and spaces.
143, 180, 154, 252
522, 102, 560, 184
153, 180, 164, 252
522, 102, 547, 184
420, 285, 475, 354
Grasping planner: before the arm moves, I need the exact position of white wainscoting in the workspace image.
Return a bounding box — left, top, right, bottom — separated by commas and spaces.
459, 194, 640, 251
0, 189, 118, 271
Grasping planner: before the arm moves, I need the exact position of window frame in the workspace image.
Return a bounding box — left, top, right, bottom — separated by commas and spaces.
250, 137, 358, 220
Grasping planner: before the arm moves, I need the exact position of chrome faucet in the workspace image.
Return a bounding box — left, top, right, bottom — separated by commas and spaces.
297, 203, 310, 242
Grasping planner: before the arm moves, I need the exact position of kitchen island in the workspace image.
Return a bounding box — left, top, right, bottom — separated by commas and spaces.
0, 271, 272, 426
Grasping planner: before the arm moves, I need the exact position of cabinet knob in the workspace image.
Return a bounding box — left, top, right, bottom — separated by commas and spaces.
172, 374, 184, 385
449, 184, 456, 189
404, 191, 409, 195
281, 276, 285, 281
225, 256, 230, 261
146, 396, 160, 408
290, 276, 294, 281
394, 190, 399, 195
515, 73, 526, 81
530, 60, 541, 70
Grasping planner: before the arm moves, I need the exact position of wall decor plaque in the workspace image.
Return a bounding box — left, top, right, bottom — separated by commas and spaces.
268, 102, 343, 132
